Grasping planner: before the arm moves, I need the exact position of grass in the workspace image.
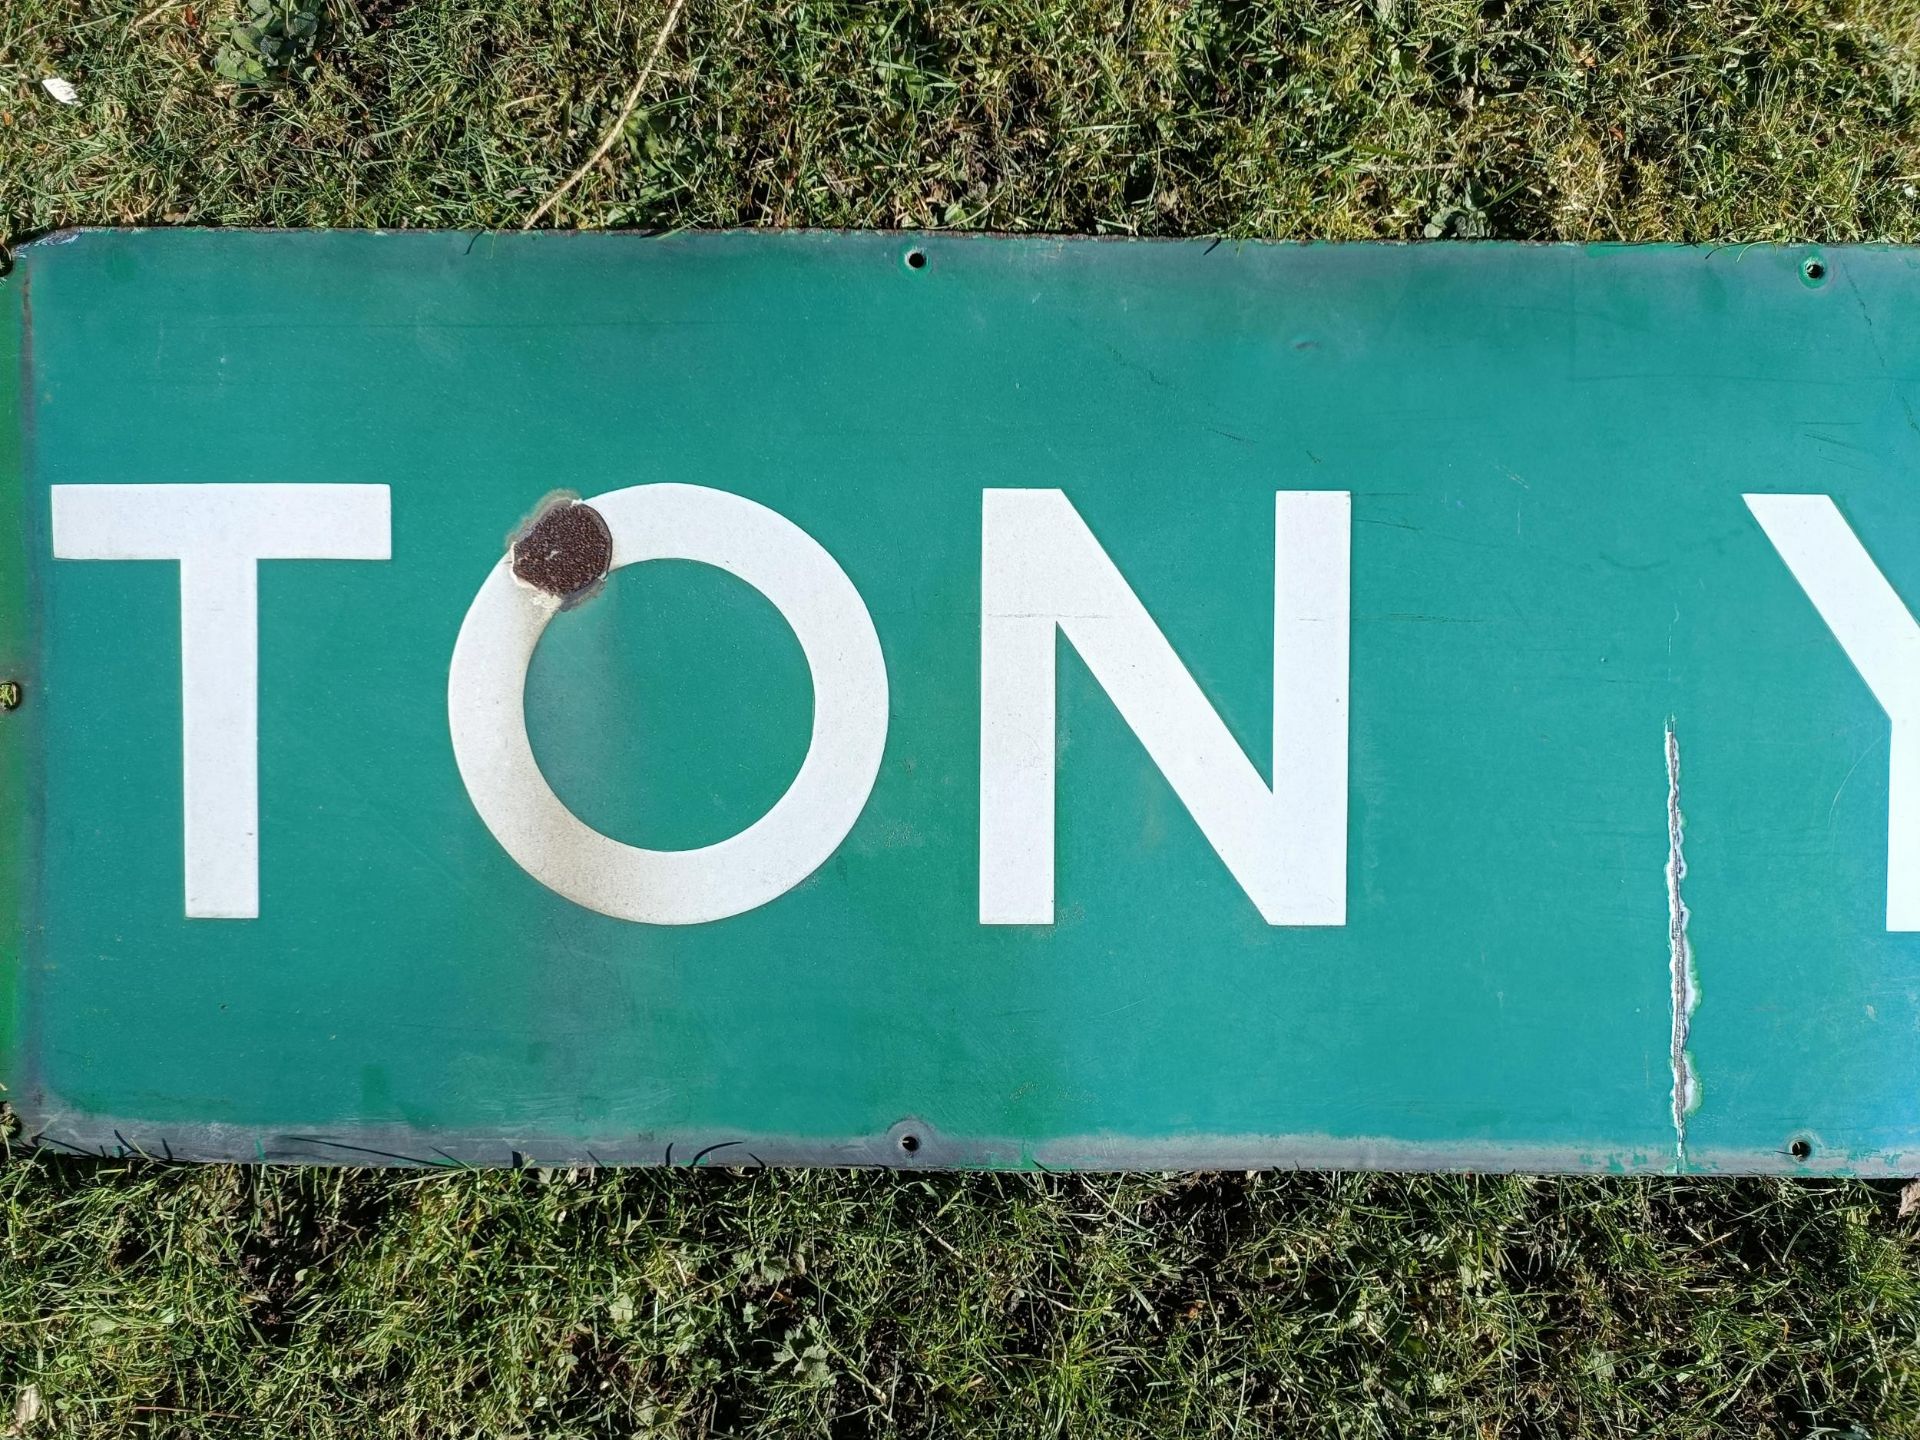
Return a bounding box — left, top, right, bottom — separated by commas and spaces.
4, 0, 1920, 1434
7, 1162, 1920, 1436
0, 0, 1917, 242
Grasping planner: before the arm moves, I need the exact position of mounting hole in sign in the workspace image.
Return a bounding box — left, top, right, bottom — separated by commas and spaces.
1789, 1136, 1813, 1161
898, 1133, 921, 1154
904, 248, 928, 271
1801, 256, 1827, 285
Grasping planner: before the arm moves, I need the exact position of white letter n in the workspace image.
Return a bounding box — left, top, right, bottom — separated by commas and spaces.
980, 489, 1350, 926
1747, 493, 1920, 931
52, 484, 391, 920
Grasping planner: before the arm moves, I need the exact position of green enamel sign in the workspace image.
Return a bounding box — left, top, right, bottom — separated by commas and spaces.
3, 230, 1918, 1172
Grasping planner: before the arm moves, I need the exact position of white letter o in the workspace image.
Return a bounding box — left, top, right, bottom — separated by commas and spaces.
448, 483, 889, 924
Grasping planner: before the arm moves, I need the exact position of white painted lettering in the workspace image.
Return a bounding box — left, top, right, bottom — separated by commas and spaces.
1747, 492, 1920, 930
979, 489, 1350, 926
448, 484, 889, 925
51, 483, 392, 919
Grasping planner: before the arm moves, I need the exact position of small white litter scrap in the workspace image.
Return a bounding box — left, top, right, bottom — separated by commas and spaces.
7, 1383, 43, 1435
41, 77, 80, 105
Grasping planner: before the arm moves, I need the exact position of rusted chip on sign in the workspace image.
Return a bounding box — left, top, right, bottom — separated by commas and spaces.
510, 498, 613, 606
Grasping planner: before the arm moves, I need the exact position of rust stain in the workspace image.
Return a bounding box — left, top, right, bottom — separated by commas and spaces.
510, 497, 612, 606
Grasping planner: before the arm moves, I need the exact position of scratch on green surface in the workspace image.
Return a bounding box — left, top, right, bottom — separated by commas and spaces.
1665, 720, 1700, 1172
